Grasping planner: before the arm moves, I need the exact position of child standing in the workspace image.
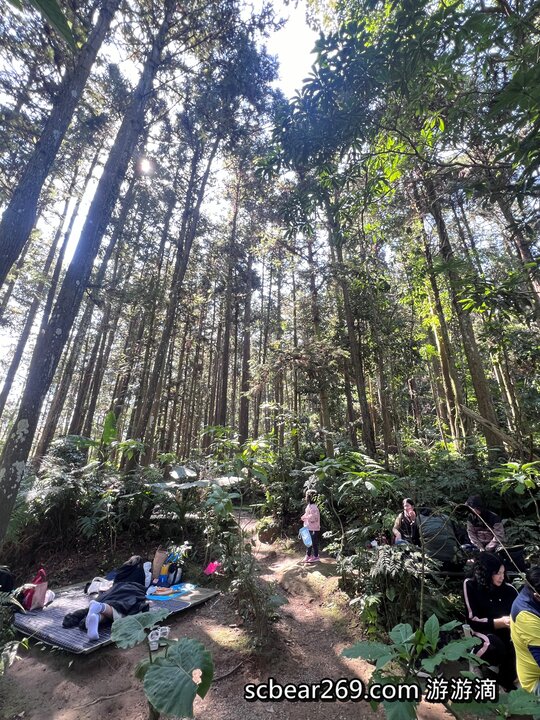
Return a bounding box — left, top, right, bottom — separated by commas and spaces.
301, 490, 321, 562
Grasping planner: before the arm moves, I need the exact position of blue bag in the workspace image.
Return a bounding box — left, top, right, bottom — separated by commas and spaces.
298, 527, 312, 547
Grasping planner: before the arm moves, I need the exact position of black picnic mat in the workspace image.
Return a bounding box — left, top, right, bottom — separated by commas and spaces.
13, 585, 219, 654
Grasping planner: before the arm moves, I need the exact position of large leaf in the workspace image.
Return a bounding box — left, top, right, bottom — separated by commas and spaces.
144, 638, 214, 718
420, 637, 479, 673
439, 620, 461, 632
423, 614, 440, 650
389, 623, 414, 646
503, 688, 540, 715
382, 699, 417, 720
342, 640, 394, 661
111, 610, 169, 649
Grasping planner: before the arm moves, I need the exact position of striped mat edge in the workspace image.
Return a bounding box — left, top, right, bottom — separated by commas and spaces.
13, 586, 219, 654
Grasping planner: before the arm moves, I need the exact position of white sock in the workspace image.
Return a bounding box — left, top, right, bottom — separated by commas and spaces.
88, 600, 104, 615
86, 611, 100, 640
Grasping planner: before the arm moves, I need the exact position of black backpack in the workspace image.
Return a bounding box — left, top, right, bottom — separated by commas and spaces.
418, 513, 461, 564
0, 566, 14, 592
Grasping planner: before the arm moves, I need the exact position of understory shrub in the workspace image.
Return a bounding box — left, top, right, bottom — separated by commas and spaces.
340, 545, 452, 633
229, 552, 286, 646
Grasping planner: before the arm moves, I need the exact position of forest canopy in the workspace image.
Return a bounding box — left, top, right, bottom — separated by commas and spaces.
0, 0, 539, 545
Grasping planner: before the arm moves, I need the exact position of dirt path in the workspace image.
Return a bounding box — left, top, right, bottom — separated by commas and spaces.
0, 531, 448, 720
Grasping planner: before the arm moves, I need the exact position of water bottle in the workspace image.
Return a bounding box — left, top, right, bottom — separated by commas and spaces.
157, 563, 169, 587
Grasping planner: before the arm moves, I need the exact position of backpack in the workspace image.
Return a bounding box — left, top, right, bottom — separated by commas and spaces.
22, 567, 48, 610
417, 514, 460, 564
0, 566, 14, 592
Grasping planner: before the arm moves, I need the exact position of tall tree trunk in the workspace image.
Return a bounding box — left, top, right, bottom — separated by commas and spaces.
35, 173, 139, 454
216, 179, 240, 427
0, 161, 81, 418
291, 263, 300, 457
0, 0, 177, 542
424, 247, 465, 445
109, 313, 143, 422
495, 193, 540, 319
238, 256, 253, 445
343, 363, 359, 449
0, 0, 121, 287
306, 236, 333, 458
332, 242, 376, 456
273, 256, 284, 448
0, 235, 31, 323
423, 177, 503, 458
133, 137, 220, 444
41, 144, 103, 327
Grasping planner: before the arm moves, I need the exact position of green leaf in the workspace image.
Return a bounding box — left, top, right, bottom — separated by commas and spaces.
440, 620, 461, 632
420, 637, 479, 673
382, 699, 417, 720
342, 640, 393, 661
143, 638, 214, 718
423, 614, 440, 650
389, 623, 414, 646
375, 653, 397, 669
28, 0, 77, 49
135, 658, 151, 681
111, 610, 169, 649
453, 699, 498, 716
503, 688, 540, 715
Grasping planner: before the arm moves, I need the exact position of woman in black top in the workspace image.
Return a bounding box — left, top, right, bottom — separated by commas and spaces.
463, 552, 518, 690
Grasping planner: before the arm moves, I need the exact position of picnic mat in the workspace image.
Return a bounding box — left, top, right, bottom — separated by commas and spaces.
13, 585, 220, 654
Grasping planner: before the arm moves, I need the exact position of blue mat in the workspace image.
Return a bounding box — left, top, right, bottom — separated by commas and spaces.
147, 582, 197, 601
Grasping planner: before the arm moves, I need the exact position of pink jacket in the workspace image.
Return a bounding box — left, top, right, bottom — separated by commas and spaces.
301, 503, 320, 531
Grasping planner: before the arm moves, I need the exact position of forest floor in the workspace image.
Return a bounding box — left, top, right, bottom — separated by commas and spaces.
0, 525, 452, 720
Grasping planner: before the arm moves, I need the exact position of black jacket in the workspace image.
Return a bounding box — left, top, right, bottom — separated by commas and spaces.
63, 581, 148, 629
463, 577, 517, 634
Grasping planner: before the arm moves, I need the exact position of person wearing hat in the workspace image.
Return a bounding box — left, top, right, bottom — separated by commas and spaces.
511, 566, 540, 695
463, 552, 518, 691
465, 495, 505, 551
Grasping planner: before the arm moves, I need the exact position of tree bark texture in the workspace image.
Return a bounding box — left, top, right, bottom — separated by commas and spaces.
0, 0, 121, 287
0, 0, 177, 542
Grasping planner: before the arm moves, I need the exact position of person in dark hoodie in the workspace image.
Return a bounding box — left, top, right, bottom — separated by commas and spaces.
511, 566, 540, 696
463, 552, 518, 691
63, 555, 149, 641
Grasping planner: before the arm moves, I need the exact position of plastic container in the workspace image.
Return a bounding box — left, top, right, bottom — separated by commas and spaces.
148, 629, 160, 651
298, 527, 312, 547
